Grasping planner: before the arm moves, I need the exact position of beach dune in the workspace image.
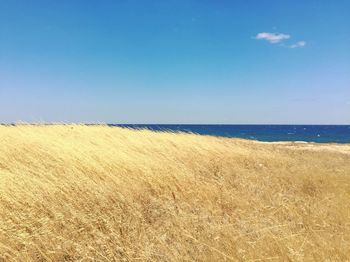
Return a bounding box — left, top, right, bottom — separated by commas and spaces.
0, 125, 349, 261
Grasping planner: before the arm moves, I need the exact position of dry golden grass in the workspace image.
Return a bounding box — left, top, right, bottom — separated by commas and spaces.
0, 125, 349, 261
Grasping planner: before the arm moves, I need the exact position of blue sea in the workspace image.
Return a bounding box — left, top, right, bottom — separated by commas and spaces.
111, 125, 350, 144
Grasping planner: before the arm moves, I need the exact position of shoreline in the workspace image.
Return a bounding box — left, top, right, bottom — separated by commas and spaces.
0, 123, 349, 145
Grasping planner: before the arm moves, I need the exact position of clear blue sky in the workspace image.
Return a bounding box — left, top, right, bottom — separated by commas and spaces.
1, 0, 349, 124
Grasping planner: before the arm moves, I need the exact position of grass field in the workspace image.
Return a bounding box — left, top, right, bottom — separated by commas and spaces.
0, 125, 349, 261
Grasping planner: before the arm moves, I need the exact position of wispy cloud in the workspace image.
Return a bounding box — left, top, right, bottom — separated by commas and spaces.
287, 41, 306, 48
255, 32, 306, 48
255, 32, 290, 43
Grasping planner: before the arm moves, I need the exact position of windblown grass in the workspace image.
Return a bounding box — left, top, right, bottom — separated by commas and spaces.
0, 125, 349, 261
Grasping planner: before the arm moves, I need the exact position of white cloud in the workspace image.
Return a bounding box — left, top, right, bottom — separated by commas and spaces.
255, 32, 306, 49
255, 32, 290, 43
288, 41, 306, 48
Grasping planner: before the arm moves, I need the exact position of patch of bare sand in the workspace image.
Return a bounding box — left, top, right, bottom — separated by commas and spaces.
256, 140, 350, 154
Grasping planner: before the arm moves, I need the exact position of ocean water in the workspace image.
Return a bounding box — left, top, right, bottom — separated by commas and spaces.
111, 125, 350, 144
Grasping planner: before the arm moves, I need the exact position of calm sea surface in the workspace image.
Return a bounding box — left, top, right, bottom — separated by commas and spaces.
110, 125, 350, 144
